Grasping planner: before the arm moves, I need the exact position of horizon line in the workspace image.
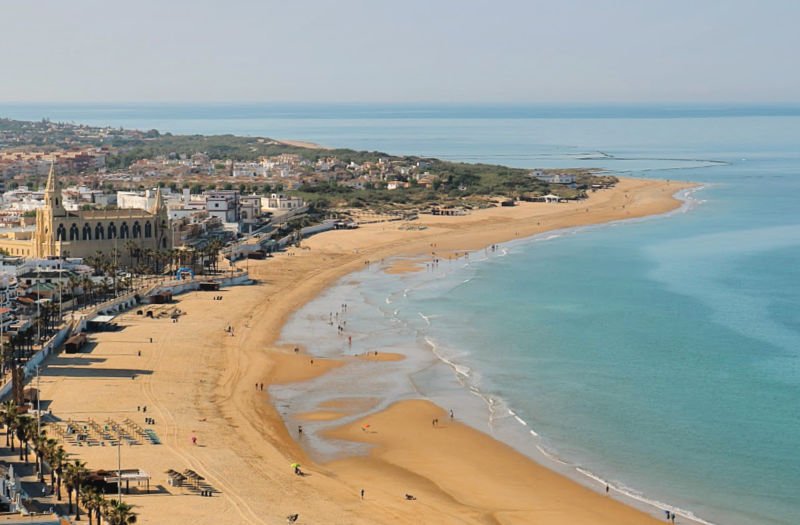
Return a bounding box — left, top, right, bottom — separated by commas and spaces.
2, 100, 800, 106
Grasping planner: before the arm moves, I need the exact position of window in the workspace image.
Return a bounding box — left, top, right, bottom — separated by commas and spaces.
69, 223, 79, 241
120, 222, 130, 239
95, 223, 105, 240
132, 221, 141, 239
56, 224, 66, 241
144, 221, 152, 238
108, 222, 117, 239
82, 224, 92, 240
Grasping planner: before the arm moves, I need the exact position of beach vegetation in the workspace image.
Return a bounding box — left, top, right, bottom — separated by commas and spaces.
103, 498, 138, 524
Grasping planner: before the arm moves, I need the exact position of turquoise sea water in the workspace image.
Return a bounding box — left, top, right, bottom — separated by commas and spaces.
3, 104, 798, 524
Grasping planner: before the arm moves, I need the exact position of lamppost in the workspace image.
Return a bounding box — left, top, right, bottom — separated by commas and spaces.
36, 265, 41, 347
36, 366, 41, 435
118, 428, 122, 501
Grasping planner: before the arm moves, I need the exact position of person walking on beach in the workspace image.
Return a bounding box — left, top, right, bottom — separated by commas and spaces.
450, 409, 454, 420
360, 489, 365, 500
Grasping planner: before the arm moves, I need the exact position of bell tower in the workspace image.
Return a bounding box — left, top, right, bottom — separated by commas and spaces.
34, 161, 63, 258
43, 161, 66, 217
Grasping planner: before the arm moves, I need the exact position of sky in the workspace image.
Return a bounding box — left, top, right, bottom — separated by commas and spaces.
1, 0, 799, 103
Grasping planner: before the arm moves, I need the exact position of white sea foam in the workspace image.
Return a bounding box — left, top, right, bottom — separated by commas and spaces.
536, 445, 571, 466
574, 468, 716, 525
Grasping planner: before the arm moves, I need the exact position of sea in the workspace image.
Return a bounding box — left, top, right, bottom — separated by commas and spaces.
2, 103, 798, 525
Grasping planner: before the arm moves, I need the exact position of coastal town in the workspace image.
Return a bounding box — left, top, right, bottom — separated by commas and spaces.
0, 118, 643, 525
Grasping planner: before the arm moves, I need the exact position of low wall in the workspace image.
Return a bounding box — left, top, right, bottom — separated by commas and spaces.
277, 220, 336, 248
146, 272, 251, 302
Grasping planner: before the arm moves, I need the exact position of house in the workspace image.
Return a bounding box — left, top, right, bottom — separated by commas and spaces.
531, 171, 577, 185
261, 194, 304, 212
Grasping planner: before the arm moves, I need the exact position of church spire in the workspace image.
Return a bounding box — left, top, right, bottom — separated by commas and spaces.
45, 160, 56, 193
44, 160, 65, 217
150, 186, 165, 214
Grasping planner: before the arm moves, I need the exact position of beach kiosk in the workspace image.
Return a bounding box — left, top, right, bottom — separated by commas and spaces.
64, 333, 88, 353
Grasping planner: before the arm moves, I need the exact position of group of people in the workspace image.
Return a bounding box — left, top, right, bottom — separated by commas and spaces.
211, 295, 224, 301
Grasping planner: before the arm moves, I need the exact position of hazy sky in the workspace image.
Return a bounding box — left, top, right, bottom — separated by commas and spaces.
2, 0, 798, 103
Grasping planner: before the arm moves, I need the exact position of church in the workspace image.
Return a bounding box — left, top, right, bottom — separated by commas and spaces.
0, 164, 172, 265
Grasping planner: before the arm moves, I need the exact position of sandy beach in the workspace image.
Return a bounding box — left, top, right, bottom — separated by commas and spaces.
36, 177, 692, 524
277, 139, 334, 150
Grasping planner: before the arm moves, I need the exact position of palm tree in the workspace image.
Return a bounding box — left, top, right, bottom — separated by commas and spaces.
124, 240, 140, 269
0, 400, 18, 448
80, 486, 99, 525
92, 491, 106, 525
16, 416, 37, 463
38, 436, 57, 482
81, 276, 95, 306
68, 274, 81, 311
81, 487, 105, 525
104, 499, 137, 525
9, 413, 27, 454
64, 458, 88, 518
42, 438, 58, 483
50, 444, 68, 500
206, 239, 224, 273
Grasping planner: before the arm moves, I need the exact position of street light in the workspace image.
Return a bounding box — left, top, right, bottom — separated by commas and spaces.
36, 365, 41, 435
118, 428, 122, 501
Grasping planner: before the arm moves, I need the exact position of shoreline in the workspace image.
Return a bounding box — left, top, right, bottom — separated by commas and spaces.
35, 176, 697, 524
276, 184, 710, 524
266, 177, 697, 523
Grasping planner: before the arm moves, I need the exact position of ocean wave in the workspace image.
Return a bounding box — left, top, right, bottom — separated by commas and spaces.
536, 444, 571, 466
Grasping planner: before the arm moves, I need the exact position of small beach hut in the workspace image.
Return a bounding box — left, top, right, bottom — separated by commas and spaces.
64, 333, 88, 353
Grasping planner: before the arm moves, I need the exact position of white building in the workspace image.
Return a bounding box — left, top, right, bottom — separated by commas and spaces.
261, 193, 304, 212
233, 162, 268, 177
531, 171, 576, 185
117, 189, 162, 210
205, 190, 240, 223
0, 274, 18, 331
